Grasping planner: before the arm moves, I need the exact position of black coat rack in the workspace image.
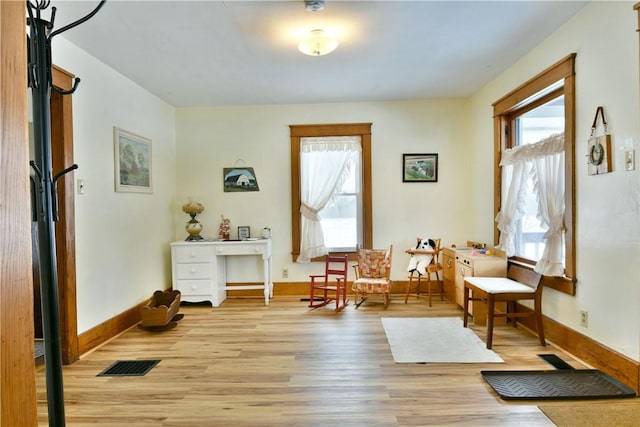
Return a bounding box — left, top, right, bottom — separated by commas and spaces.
26, 1, 106, 426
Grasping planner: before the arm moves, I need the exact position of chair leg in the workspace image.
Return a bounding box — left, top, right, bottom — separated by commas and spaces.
427, 273, 432, 307
535, 297, 546, 346
507, 301, 517, 327
335, 280, 349, 312
354, 290, 366, 308
463, 285, 470, 327
486, 295, 495, 349
405, 273, 419, 303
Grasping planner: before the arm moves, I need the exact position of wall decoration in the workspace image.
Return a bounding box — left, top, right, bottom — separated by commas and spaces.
223, 167, 260, 192
587, 106, 612, 176
238, 226, 251, 240
219, 215, 231, 240
114, 127, 152, 193
403, 153, 438, 182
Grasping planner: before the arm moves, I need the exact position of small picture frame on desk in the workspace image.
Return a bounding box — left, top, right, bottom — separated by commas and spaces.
238, 226, 250, 240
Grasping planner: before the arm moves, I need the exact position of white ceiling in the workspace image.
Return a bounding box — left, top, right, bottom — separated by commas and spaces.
48, 0, 589, 108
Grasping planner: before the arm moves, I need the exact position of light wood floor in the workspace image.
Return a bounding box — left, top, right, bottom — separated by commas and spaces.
35, 295, 611, 426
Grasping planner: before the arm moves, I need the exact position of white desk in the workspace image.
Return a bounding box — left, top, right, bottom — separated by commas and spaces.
170, 239, 273, 306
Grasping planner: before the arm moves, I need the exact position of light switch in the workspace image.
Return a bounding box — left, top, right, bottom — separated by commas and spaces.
77, 178, 85, 194
625, 150, 635, 171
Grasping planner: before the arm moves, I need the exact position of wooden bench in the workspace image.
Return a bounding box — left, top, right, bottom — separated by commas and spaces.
463, 265, 544, 349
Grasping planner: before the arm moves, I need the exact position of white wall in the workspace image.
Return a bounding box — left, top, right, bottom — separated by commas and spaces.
175, 100, 474, 283
52, 38, 176, 334
468, 1, 640, 360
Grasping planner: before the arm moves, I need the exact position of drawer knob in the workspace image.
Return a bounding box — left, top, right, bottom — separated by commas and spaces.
191, 284, 197, 290
189, 252, 197, 258
190, 268, 196, 274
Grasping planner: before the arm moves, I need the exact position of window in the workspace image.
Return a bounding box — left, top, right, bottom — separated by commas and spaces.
493, 54, 576, 295
506, 95, 565, 262
290, 123, 372, 262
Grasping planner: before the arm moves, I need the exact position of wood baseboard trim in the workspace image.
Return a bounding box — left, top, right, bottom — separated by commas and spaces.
514, 303, 639, 393
78, 299, 148, 356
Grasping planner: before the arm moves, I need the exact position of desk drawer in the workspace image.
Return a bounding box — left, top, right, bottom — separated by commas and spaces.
214, 242, 269, 257
175, 280, 211, 296
176, 263, 212, 279
174, 245, 211, 263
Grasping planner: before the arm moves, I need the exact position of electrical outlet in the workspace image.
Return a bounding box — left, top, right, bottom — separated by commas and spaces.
281, 268, 289, 278
77, 178, 85, 194
580, 310, 588, 327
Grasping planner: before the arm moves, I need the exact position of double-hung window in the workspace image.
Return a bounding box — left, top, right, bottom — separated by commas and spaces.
493, 54, 576, 295
290, 123, 372, 262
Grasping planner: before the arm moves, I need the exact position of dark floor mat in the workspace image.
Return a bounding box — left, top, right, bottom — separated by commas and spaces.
481, 369, 636, 400
538, 353, 575, 370
97, 360, 160, 377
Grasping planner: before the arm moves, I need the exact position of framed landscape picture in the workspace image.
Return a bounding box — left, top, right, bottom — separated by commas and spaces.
114, 127, 152, 193
403, 153, 438, 183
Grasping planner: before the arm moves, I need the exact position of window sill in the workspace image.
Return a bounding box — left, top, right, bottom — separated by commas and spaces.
507, 259, 576, 296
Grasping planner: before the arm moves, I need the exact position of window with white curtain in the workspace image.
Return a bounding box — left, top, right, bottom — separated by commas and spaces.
289, 123, 373, 263
297, 136, 362, 262
499, 96, 565, 264
493, 54, 576, 292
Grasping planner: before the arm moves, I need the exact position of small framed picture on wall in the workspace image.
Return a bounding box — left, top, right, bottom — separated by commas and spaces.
402, 153, 438, 183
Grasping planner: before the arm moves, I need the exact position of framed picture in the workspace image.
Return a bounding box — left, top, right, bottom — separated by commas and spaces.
403, 153, 438, 183
114, 127, 152, 193
238, 226, 250, 240
223, 167, 260, 192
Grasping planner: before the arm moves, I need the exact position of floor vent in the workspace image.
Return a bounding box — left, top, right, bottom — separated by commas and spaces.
97, 360, 160, 377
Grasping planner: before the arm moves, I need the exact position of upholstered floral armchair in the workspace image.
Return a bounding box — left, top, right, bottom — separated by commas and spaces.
352, 245, 393, 308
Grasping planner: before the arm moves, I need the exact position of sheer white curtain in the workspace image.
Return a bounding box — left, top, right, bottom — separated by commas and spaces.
495, 161, 529, 257
297, 136, 361, 263
496, 133, 565, 276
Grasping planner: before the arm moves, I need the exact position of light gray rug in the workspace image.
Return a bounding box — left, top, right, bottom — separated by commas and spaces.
381, 317, 504, 363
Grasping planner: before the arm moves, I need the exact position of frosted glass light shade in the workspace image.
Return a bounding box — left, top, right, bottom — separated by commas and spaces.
298, 29, 339, 56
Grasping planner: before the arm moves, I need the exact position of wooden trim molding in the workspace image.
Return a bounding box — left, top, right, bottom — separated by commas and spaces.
1, 1, 39, 424
51, 65, 80, 364
78, 300, 148, 355
515, 303, 639, 393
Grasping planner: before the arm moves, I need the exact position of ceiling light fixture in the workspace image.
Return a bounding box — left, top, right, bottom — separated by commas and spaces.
298, 29, 339, 56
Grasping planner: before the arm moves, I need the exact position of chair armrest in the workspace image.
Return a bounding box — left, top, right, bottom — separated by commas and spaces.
352, 264, 360, 279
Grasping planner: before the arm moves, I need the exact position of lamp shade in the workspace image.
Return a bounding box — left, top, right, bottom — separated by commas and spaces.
298, 29, 338, 56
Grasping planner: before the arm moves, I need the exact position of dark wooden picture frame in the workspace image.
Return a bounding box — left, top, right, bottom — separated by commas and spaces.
403, 153, 438, 182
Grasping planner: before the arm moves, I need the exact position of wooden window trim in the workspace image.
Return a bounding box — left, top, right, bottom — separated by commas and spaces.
493, 54, 576, 295
290, 123, 372, 263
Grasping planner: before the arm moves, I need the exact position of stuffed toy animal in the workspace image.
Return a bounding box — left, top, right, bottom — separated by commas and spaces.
407, 237, 436, 276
